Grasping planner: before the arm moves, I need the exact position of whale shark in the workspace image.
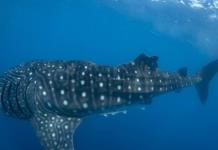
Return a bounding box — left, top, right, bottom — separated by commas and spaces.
0, 54, 218, 150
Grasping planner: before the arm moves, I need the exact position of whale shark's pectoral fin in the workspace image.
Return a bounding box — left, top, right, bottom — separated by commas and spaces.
31, 112, 81, 150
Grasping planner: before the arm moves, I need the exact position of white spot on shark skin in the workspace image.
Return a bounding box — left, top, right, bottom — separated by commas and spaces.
117, 76, 121, 80
100, 95, 105, 101
117, 85, 122, 90
64, 144, 68, 148
60, 76, 64, 80
52, 133, 56, 138
82, 92, 87, 97
42, 91, 47, 96
138, 87, 142, 91
65, 125, 69, 130
136, 78, 140, 82
117, 97, 121, 103
108, 83, 112, 87
159, 87, 163, 91
71, 79, 75, 83
63, 100, 68, 106
83, 103, 88, 108
60, 90, 65, 95
99, 82, 104, 87
81, 80, 85, 85
98, 73, 103, 77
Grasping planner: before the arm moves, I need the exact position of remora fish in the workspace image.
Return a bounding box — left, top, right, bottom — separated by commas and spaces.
0, 54, 217, 150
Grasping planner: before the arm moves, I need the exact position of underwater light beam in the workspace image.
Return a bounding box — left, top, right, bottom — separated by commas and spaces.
102, 0, 218, 55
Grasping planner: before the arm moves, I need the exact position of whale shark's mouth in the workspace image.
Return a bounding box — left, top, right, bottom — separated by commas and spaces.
102, 0, 218, 56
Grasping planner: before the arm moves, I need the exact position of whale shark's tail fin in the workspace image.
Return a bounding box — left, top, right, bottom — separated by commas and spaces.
195, 59, 218, 104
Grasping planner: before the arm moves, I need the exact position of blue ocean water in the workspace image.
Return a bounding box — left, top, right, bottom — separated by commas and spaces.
0, 0, 218, 150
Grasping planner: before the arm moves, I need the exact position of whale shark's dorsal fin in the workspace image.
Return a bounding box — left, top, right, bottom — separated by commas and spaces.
133, 53, 159, 70
177, 67, 188, 77
31, 112, 81, 150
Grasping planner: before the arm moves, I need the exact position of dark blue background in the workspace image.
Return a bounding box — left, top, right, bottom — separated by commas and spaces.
0, 0, 218, 150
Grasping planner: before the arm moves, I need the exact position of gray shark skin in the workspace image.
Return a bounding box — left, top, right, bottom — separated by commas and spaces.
0, 54, 218, 150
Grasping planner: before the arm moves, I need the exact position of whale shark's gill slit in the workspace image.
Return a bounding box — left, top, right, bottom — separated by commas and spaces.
31, 112, 81, 150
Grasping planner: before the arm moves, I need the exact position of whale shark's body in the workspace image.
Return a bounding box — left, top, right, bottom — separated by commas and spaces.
0, 54, 217, 150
